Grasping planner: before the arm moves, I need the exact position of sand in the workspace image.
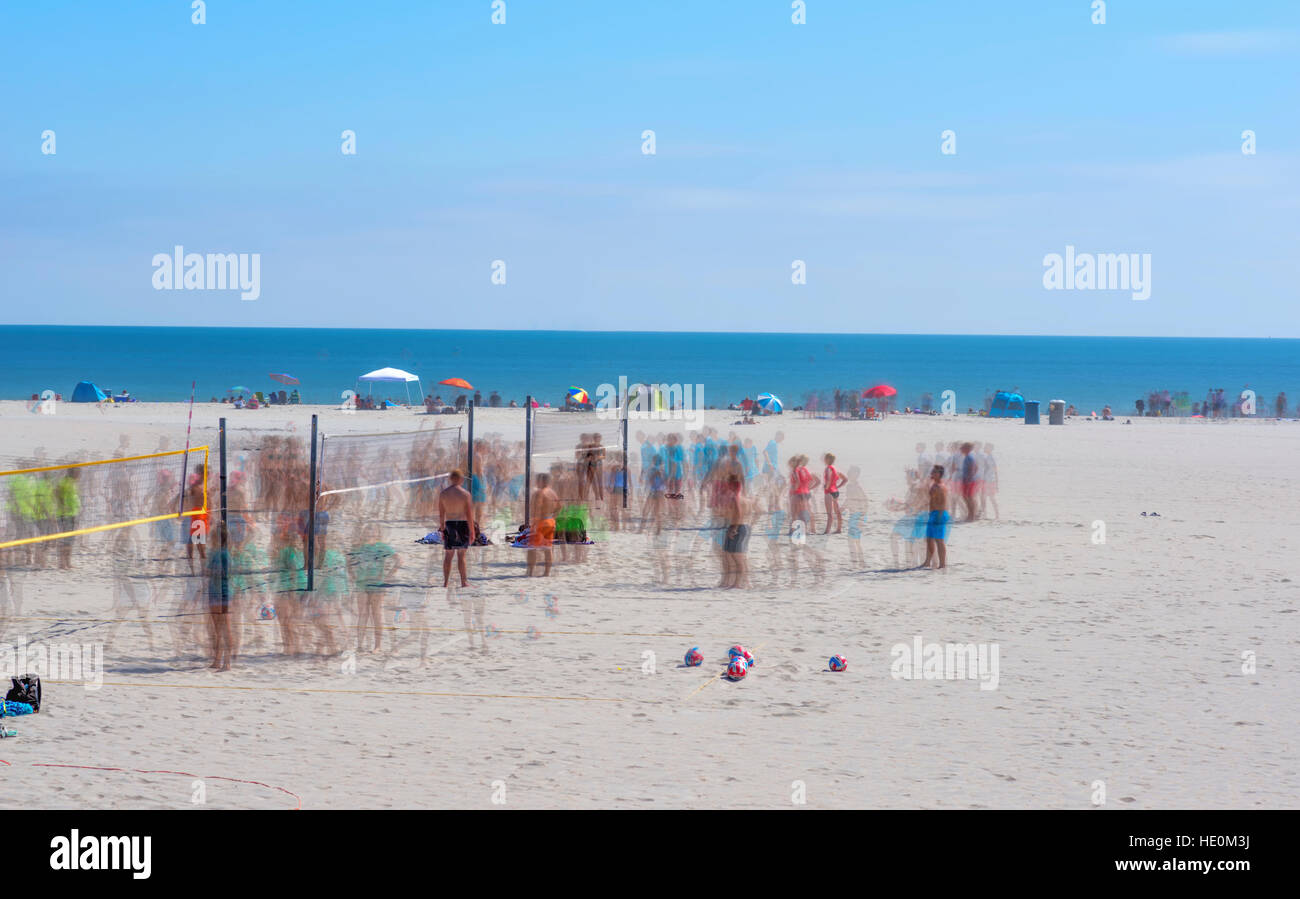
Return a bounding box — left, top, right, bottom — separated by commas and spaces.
0, 399, 1296, 809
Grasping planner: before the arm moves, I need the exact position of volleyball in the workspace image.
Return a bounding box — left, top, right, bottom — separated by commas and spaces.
258, 603, 276, 621
728, 644, 746, 661
684, 646, 704, 667
742, 648, 755, 667
829, 654, 847, 672
726, 656, 749, 680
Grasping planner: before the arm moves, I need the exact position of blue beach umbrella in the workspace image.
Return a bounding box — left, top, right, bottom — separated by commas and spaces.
755, 393, 783, 414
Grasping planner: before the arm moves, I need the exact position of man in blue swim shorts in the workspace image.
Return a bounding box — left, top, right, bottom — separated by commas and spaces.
922, 465, 950, 570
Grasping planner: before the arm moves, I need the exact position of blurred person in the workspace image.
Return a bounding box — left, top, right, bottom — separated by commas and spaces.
958, 442, 979, 522
0, 547, 24, 642
788, 455, 818, 535
352, 524, 399, 654
889, 471, 929, 569
205, 522, 234, 670
979, 443, 1000, 520
54, 465, 81, 569
604, 450, 626, 531
527, 472, 559, 577
184, 462, 209, 574
272, 512, 307, 655
104, 523, 156, 652
721, 473, 754, 589
763, 430, 785, 476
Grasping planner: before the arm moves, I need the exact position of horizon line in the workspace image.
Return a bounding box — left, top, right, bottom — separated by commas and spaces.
1, 324, 1298, 341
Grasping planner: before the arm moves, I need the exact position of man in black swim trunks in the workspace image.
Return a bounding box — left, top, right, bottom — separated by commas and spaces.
438, 470, 477, 588
721, 474, 753, 589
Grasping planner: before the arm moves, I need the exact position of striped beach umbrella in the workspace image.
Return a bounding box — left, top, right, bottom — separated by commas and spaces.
755, 392, 783, 414
568, 386, 590, 404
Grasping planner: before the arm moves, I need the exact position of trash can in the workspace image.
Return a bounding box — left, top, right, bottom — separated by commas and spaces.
1049, 400, 1065, 425
1024, 401, 1040, 425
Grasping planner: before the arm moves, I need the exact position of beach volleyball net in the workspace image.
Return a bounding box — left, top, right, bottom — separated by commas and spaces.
525, 409, 627, 523
317, 426, 462, 521
0, 447, 209, 549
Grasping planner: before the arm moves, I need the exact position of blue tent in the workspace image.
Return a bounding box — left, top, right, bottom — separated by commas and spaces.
70, 380, 108, 403
989, 391, 1026, 418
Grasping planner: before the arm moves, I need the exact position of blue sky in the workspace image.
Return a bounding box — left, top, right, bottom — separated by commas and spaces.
1, 0, 1297, 336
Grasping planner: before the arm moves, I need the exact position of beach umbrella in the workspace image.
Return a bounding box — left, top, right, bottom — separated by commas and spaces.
268, 373, 300, 386
227, 385, 251, 395
568, 386, 589, 404
440, 377, 473, 390
863, 384, 897, 399
755, 392, 783, 414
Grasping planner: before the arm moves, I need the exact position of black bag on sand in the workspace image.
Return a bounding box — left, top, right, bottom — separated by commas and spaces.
5, 675, 40, 711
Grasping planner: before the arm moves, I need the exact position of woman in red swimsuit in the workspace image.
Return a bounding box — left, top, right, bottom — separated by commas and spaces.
822, 452, 847, 534
788, 455, 820, 535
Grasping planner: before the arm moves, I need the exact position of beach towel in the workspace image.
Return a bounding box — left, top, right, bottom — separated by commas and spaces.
0, 700, 36, 717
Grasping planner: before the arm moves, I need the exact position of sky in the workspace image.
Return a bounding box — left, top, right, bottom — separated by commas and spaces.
1, 0, 1297, 336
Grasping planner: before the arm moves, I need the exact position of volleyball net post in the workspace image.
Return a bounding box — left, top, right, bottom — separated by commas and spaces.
523, 395, 533, 526
467, 401, 475, 487
219, 417, 229, 605
306, 413, 319, 592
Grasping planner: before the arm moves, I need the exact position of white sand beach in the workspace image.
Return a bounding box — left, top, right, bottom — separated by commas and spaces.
1, 400, 1296, 809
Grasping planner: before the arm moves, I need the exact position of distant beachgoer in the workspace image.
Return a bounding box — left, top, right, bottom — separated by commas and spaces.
922, 465, 950, 569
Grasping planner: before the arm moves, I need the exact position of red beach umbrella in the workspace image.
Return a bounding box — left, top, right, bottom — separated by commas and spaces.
863, 384, 897, 398
440, 378, 474, 390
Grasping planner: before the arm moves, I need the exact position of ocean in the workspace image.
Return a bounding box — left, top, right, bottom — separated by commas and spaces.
2, 326, 1298, 416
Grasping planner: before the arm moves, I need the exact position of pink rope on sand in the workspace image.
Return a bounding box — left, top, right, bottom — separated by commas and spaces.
3, 762, 301, 809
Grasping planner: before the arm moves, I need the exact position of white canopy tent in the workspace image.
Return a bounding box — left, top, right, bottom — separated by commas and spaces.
357, 367, 423, 406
